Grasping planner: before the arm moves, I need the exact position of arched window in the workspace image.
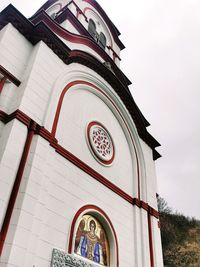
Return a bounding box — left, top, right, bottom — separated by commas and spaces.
99, 32, 107, 50
88, 19, 96, 39
74, 214, 109, 266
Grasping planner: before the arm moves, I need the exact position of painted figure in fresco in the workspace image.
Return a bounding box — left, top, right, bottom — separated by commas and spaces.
75, 218, 107, 265
75, 219, 86, 252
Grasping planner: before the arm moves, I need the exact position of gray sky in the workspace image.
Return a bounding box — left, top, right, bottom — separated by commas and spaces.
1, 0, 200, 219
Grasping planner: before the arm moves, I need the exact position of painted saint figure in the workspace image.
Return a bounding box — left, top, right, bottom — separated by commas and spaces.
75, 216, 108, 266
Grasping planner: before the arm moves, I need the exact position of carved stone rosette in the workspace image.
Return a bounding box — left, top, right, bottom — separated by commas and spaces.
87, 121, 115, 166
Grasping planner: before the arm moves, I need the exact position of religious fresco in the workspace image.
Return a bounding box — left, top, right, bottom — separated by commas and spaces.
74, 215, 109, 266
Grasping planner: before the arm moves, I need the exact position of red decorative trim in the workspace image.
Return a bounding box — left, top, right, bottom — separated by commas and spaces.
0, 109, 31, 126
140, 200, 149, 211
0, 77, 6, 94
68, 205, 119, 267
0, 108, 159, 221
51, 80, 141, 199
52, 142, 134, 205
0, 120, 36, 255
148, 206, 159, 218
35, 125, 56, 143
0, 65, 21, 87
148, 213, 155, 267
0, 108, 159, 265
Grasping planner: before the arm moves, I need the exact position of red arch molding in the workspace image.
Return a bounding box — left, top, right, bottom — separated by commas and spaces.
51, 80, 141, 200
68, 204, 119, 267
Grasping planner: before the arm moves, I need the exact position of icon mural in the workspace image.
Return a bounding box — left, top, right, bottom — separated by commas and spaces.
74, 215, 109, 266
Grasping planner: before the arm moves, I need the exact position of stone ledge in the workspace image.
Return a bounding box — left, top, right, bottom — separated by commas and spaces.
51, 248, 98, 267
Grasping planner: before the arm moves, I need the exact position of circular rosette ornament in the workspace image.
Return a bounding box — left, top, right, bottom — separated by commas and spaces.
87, 122, 115, 166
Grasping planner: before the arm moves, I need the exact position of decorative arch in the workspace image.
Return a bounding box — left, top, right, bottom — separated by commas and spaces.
43, 67, 148, 201
68, 205, 119, 267
50, 79, 142, 200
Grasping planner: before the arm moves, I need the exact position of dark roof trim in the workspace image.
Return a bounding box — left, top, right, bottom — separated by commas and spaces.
0, 4, 161, 159
30, 9, 131, 86
32, 0, 125, 50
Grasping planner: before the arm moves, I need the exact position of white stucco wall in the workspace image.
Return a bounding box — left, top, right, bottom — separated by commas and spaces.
0, 135, 152, 267
140, 139, 158, 209
152, 217, 164, 267
55, 85, 135, 196
0, 23, 33, 81
0, 20, 163, 267
0, 120, 27, 230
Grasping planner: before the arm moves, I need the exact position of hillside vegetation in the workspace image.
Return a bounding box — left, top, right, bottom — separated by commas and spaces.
158, 197, 200, 267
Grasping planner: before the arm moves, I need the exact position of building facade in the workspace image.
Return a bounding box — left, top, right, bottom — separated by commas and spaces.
0, 1, 163, 266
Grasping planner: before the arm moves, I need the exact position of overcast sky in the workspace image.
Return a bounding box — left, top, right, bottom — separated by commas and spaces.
0, 0, 200, 219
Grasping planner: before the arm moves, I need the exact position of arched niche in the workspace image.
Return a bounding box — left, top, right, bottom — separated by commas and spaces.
68, 205, 119, 267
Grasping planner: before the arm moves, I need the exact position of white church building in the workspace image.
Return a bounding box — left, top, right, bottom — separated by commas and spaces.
0, 1, 163, 266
